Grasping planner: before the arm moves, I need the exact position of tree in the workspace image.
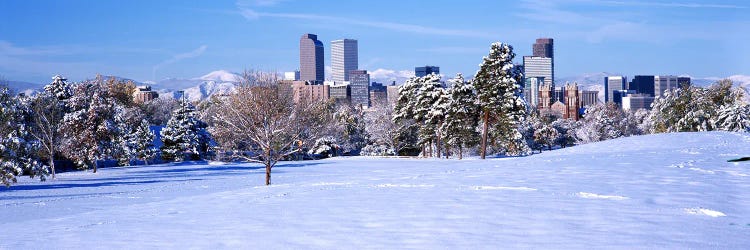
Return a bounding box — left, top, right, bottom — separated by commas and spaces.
473, 42, 528, 158
650, 79, 744, 133
141, 97, 179, 126
442, 73, 480, 159
364, 102, 405, 155
551, 118, 577, 148
59, 77, 122, 173
0, 85, 47, 186
160, 99, 212, 162
210, 71, 323, 185
534, 123, 558, 151
28, 93, 64, 178
121, 119, 157, 165
392, 76, 423, 156
575, 103, 625, 144
714, 104, 750, 132
426, 87, 449, 158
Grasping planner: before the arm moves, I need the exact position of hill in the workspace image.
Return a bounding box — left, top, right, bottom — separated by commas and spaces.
2, 132, 749, 248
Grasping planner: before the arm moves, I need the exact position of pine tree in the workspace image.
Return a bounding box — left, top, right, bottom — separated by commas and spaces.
714, 104, 750, 132
415, 73, 444, 157
121, 119, 157, 165
473, 42, 528, 158
534, 123, 558, 151
160, 99, 211, 162
44, 75, 72, 101
442, 73, 480, 159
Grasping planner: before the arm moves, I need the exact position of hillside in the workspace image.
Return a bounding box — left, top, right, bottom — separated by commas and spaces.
2, 132, 749, 248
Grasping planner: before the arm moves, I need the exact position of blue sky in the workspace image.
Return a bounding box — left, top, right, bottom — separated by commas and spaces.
1, 0, 748, 84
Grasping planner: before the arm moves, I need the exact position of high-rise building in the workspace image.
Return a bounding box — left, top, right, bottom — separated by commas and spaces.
415, 66, 440, 77
604, 76, 627, 103
578, 90, 599, 107
654, 75, 685, 97
331, 39, 358, 83
369, 82, 387, 107
622, 94, 655, 111
530, 38, 554, 96
523, 56, 553, 93
523, 77, 544, 107
349, 69, 370, 107
300, 34, 324, 82
629, 75, 655, 96
533, 38, 554, 58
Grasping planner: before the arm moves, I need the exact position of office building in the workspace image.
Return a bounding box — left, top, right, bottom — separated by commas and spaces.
523, 56, 553, 93
622, 94, 655, 111
578, 90, 599, 107
613, 89, 637, 106
331, 39, 358, 83
604, 76, 627, 103
280, 80, 330, 104
415, 66, 440, 77
529, 38, 554, 96
369, 82, 387, 106
325, 81, 350, 101
654, 75, 681, 97
628, 75, 655, 96
300, 34, 324, 82
523, 77, 544, 107
349, 70, 370, 107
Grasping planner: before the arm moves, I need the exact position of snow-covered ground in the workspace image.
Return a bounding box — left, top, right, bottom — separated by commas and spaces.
2, 132, 750, 249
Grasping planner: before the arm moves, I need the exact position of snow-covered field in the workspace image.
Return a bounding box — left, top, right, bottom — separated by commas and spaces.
2, 132, 750, 249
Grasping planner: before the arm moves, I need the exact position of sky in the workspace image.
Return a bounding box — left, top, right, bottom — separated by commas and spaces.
0, 0, 748, 84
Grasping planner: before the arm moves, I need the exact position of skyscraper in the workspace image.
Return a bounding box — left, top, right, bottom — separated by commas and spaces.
331, 39, 358, 83
533, 38, 554, 58
654, 75, 690, 97
523, 77, 544, 107
300, 34, 324, 82
628, 75, 655, 96
415, 66, 440, 77
531, 38, 554, 94
523, 56, 553, 90
604, 76, 627, 103
349, 69, 370, 107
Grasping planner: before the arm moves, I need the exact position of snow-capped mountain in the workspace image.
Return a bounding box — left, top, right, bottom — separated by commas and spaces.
150, 70, 242, 102
3, 80, 44, 96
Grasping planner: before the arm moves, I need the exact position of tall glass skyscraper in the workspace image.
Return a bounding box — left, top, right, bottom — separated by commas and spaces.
300, 34, 324, 82
415, 66, 440, 77
523, 56, 552, 88
604, 76, 627, 103
331, 39, 358, 83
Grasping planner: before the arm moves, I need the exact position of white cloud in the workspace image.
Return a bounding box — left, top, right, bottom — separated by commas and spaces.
369, 68, 415, 85
236, 4, 495, 38
152, 45, 208, 78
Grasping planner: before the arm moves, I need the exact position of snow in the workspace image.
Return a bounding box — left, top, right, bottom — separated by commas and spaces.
2, 132, 750, 248
195, 70, 242, 83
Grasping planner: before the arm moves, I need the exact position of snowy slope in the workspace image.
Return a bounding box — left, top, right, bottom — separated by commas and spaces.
2, 132, 750, 248
151, 70, 241, 102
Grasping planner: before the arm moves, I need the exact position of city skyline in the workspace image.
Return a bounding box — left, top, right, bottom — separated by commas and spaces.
1, 0, 748, 84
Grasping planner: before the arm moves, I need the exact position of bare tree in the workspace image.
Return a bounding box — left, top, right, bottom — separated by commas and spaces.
28, 93, 64, 179
210, 71, 323, 185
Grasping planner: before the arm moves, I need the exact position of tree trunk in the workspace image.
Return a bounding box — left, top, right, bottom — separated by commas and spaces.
436, 134, 441, 158
49, 157, 55, 180
480, 111, 489, 159
93, 160, 97, 173
459, 146, 463, 160
265, 151, 272, 185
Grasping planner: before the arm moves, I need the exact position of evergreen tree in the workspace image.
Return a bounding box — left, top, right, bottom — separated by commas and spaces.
44, 75, 72, 101
473, 42, 528, 158
714, 104, 750, 132
534, 123, 558, 151
442, 73, 480, 159
415, 73, 444, 157
160, 99, 212, 162
121, 119, 157, 165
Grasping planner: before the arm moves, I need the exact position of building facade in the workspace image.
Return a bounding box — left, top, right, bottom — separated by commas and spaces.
622, 94, 655, 111
628, 75, 655, 96
578, 90, 599, 107
654, 75, 680, 97
331, 39, 358, 83
415, 66, 440, 77
564, 83, 580, 120
533, 38, 554, 58
349, 69, 370, 107
604, 76, 627, 103
133, 85, 159, 103
300, 34, 324, 82
523, 56, 553, 94
523, 77, 544, 107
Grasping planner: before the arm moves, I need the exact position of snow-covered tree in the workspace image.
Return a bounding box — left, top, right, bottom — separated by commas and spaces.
393, 74, 444, 157
650, 79, 744, 133
364, 102, 407, 156
473, 42, 528, 157
160, 99, 212, 162
441, 73, 480, 159
575, 103, 625, 144
59, 78, 122, 173
426, 86, 449, 158
534, 123, 558, 151
0, 86, 46, 186
307, 136, 340, 158
44, 75, 72, 101
714, 104, 750, 132
209, 71, 323, 185
551, 118, 577, 148
121, 119, 157, 165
